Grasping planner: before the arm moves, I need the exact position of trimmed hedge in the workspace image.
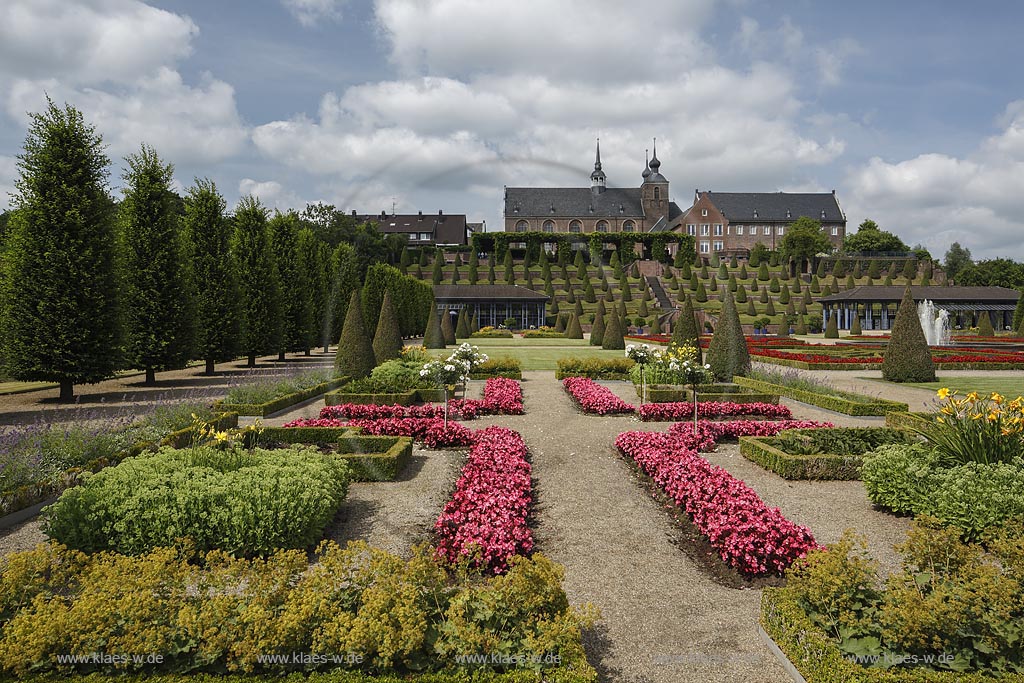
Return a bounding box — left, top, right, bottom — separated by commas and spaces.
885, 410, 936, 434
325, 389, 418, 406
219, 378, 348, 416
760, 588, 1008, 683
555, 357, 635, 380
639, 383, 778, 404
471, 356, 523, 380
470, 329, 513, 338
336, 434, 414, 481
740, 436, 861, 479
733, 375, 909, 416
249, 425, 351, 444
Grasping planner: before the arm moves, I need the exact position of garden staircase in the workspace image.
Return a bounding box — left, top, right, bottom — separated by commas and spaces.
646, 275, 673, 312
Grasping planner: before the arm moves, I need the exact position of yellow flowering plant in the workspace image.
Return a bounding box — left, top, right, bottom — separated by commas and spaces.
921, 389, 1024, 465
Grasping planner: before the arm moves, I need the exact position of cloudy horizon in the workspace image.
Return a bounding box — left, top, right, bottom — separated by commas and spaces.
1, 0, 1023, 260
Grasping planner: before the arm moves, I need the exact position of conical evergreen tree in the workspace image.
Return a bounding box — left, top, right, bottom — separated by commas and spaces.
488, 259, 496, 284
810, 275, 821, 293
779, 284, 790, 304
739, 263, 748, 280
824, 312, 839, 339
867, 259, 881, 280
450, 264, 461, 284
695, 280, 708, 302
455, 306, 471, 339
638, 299, 649, 317
565, 313, 584, 339
882, 287, 936, 382
372, 290, 404, 364
758, 263, 770, 280
815, 259, 826, 278
617, 297, 627, 319
400, 247, 412, 271
1016, 314, 1024, 338
555, 314, 566, 333
630, 262, 640, 278
418, 249, 429, 267
335, 290, 375, 378
706, 288, 750, 381
621, 278, 633, 301
590, 307, 606, 345
845, 274, 855, 290
736, 284, 748, 303
550, 299, 560, 315
270, 211, 313, 359
792, 276, 802, 293
834, 260, 847, 278
777, 314, 789, 337
759, 286, 769, 303
718, 263, 729, 280
505, 262, 516, 284
441, 308, 456, 345
765, 298, 777, 316
432, 256, 444, 285
681, 261, 692, 279
120, 144, 196, 384
602, 310, 625, 350
770, 276, 780, 293
795, 315, 808, 335
850, 309, 862, 336
233, 196, 283, 367
747, 299, 757, 316
584, 281, 597, 303
978, 311, 995, 336
423, 302, 445, 349
574, 299, 584, 318
672, 295, 703, 363
185, 179, 243, 374
651, 314, 662, 334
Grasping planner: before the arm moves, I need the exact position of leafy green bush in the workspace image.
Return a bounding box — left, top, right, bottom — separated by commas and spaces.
369, 359, 431, 391
772, 428, 912, 456
0, 543, 597, 678
225, 370, 334, 405
472, 356, 523, 379
555, 357, 635, 380
43, 445, 350, 556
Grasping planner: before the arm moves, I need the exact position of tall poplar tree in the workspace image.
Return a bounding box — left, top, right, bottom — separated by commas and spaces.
232, 196, 282, 367
269, 211, 312, 358
120, 144, 196, 384
1, 101, 121, 401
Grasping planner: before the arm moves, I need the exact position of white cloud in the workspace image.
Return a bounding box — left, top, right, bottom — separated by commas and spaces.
282, 0, 346, 27
0, 155, 18, 209
239, 178, 306, 210
845, 100, 1024, 259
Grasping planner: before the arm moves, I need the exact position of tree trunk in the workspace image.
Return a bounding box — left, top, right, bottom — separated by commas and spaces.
248, 354, 256, 368
304, 348, 311, 356
145, 367, 156, 385
278, 351, 286, 361
58, 381, 74, 402
323, 344, 329, 353
205, 358, 215, 375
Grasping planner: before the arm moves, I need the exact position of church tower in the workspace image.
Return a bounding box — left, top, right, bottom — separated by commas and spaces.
641, 138, 669, 223
590, 139, 606, 195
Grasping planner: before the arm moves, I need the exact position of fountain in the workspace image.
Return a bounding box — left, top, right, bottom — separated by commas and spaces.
917, 300, 951, 346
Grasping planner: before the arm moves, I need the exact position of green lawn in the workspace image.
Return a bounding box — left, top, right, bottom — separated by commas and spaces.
427, 338, 630, 370
897, 376, 1024, 397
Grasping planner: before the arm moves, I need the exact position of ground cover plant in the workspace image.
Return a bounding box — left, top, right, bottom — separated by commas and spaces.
561, 377, 635, 415
43, 444, 350, 556
0, 542, 596, 678
741, 427, 916, 480
638, 401, 792, 421
224, 369, 337, 405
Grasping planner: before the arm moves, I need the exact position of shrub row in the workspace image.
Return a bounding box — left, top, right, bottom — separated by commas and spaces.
286, 417, 476, 449
325, 389, 419, 407
732, 376, 908, 415
884, 410, 937, 435
471, 356, 523, 379
555, 357, 635, 380
435, 427, 533, 573
0, 542, 596, 679
219, 377, 349, 416
43, 446, 350, 556
336, 435, 414, 482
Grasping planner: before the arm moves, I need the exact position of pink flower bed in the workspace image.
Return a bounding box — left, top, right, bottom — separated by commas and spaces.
615, 418, 832, 576
283, 416, 475, 449
475, 377, 525, 415
318, 378, 524, 420
319, 403, 463, 420
638, 401, 793, 422
562, 377, 636, 415
435, 426, 533, 573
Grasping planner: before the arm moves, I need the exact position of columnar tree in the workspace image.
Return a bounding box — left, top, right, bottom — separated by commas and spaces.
1, 101, 122, 401
706, 288, 750, 381
120, 145, 196, 384
881, 287, 936, 382
232, 196, 282, 367
297, 228, 328, 353
327, 243, 361, 350
372, 290, 403, 364
185, 179, 243, 374
270, 211, 312, 358
335, 290, 375, 378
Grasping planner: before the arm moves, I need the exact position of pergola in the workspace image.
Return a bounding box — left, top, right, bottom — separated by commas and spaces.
818, 286, 1020, 331
433, 284, 550, 330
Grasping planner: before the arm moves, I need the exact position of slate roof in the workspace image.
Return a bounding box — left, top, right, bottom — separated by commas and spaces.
818, 286, 1020, 304
433, 285, 550, 301
700, 191, 845, 223
356, 212, 469, 245
505, 187, 645, 218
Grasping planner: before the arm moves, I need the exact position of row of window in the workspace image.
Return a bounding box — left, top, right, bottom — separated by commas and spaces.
698, 241, 726, 253
686, 223, 841, 237
514, 219, 637, 233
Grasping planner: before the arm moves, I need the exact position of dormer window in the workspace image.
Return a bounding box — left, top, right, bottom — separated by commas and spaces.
753, 209, 758, 218
786, 210, 791, 218
821, 209, 827, 218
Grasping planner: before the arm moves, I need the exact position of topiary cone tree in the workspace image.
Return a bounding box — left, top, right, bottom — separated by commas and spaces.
423, 300, 445, 349
977, 311, 995, 337
602, 310, 625, 350
371, 289, 404, 364
706, 287, 750, 382
850, 307, 862, 336
441, 308, 456, 345
336, 290, 375, 378
565, 313, 584, 339
824, 312, 839, 339
672, 294, 702, 364
881, 287, 936, 382
590, 307, 606, 346
455, 306, 470, 339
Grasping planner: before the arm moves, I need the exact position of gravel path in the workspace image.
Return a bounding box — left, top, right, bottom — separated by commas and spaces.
0, 519, 46, 557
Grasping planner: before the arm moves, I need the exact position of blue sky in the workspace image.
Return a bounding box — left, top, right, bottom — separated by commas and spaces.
1, 0, 1023, 259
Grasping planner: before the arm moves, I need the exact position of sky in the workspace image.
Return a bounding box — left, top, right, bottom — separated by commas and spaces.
1, 0, 1023, 260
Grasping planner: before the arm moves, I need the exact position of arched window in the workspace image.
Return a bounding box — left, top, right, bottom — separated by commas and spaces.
654, 187, 661, 200
596, 220, 609, 233
569, 220, 582, 233
622, 220, 636, 233
542, 220, 555, 233
515, 220, 529, 233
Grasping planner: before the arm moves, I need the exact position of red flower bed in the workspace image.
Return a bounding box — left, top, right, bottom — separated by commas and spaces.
616, 425, 824, 576
561, 377, 636, 415
284, 416, 475, 449
639, 401, 793, 422
475, 377, 525, 415
624, 334, 671, 344
435, 426, 533, 573
751, 348, 882, 364
666, 419, 834, 451
319, 379, 525, 420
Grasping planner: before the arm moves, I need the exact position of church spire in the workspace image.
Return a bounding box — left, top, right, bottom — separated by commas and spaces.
649, 137, 661, 172
642, 148, 651, 180
590, 137, 606, 194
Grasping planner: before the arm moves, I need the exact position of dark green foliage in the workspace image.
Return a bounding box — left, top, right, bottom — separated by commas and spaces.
707, 275, 718, 292
758, 263, 770, 280
441, 308, 456, 345
362, 265, 431, 339
727, 274, 737, 292
1016, 314, 1024, 338
681, 261, 692, 279
852, 261, 862, 279
455, 306, 470, 339
601, 310, 625, 349
450, 264, 460, 284
730, 255, 738, 268
674, 249, 686, 268
423, 302, 445, 349
850, 310, 862, 335
883, 273, 893, 286
574, 299, 584, 318
549, 299, 560, 316
777, 314, 789, 337
672, 295, 702, 364
795, 315, 808, 335
554, 314, 566, 333
810, 275, 821, 293
792, 276, 801, 293
867, 259, 881, 280
621, 278, 633, 301
662, 264, 671, 278
768, 251, 780, 267
565, 313, 583, 339
786, 300, 796, 315
573, 250, 584, 269
694, 280, 708, 302
505, 261, 516, 284
119, 145, 196, 382
233, 196, 282, 366
739, 263, 748, 279
977, 312, 995, 336
845, 274, 855, 290
706, 288, 749, 381
718, 263, 729, 280
616, 296, 627, 319
298, 229, 329, 352
566, 287, 576, 303
327, 243, 361, 346
638, 299, 649, 317
815, 259, 826, 278
399, 247, 411, 271
833, 260, 847, 278
769, 276, 780, 293
418, 248, 429, 267
882, 287, 936, 382
372, 290, 404, 364
765, 298, 777, 316
584, 281, 596, 303
689, 273, 699, 290
779, 284, 790, 304
736, 284, 748, 303
467, 261, 478, 284
746, 299, 757, 316
803, 288, 813, 304
269, 211, 313, 356
759, 286, 769, 303
590, 307, 605, 345
605, 288, 614, 302
902, 258, 917, 280
487, 259, 496, 284
432, 256, 443, 284
699, 264, 709, 279
1014, 288, 1024, 330
185, 179, 243, 371
336, 290, 375, 378
824, 313, 839, 339
1, 100, 122, 399
651, 314, 662, 334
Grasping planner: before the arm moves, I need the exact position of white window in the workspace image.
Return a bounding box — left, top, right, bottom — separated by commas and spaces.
763, 226, 771, 236
736, 225, 744, 236
831, 226, 839, 236
419, 232, 431, 241
701, 224, 710, 236
713, 240, 724, 251
714, 224, 723, 236
542, 220, 554, 233
515, 220, 529, 232
569, 220, 582, 233
622, 220, 635, 233
687, 223, 696, 236
700, 241, 710, 253
596, 220, 608, 232
777, 226, 785, 236
701, 208, 708, 217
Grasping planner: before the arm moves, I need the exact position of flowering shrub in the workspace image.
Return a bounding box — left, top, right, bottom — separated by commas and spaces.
921, 388, 1024, 465
639, 401, 794, 421
316, 378, 524, 420
561, 377, 636, 415
285, 417, 475, 448
616, 429, 821, 575
318, 403, 458, 420
435, 426, 533, 573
